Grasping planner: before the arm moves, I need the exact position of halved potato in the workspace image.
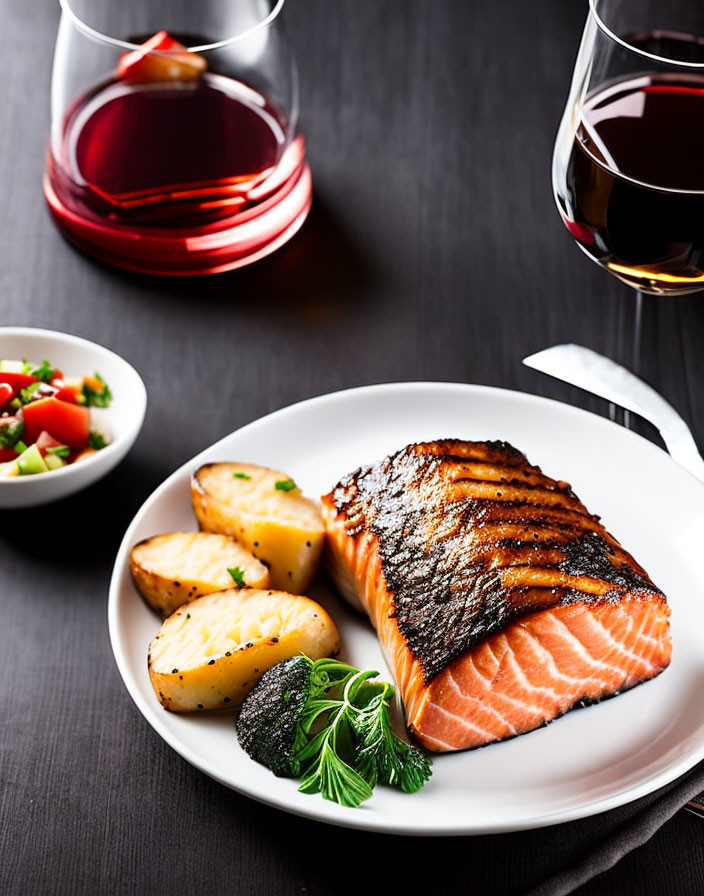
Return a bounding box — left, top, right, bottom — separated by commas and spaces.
148, 587, 339, 711
191, 463, 324, 594
130, 531, 270, 616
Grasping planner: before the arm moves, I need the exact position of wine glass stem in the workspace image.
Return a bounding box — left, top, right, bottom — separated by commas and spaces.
632, 289, 644, 375
622, 289, 644, 430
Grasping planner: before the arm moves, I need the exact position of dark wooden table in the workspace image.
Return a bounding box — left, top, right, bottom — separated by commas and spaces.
2, 1, 703, 893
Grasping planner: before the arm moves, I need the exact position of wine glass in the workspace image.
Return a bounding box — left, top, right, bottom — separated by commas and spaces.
44, 0, 311, 276
553, 0, 704, 376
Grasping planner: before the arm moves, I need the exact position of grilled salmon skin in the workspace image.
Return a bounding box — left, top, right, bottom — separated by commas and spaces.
321, 440, 672, 752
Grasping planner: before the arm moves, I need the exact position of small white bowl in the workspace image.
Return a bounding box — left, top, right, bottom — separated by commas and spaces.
0, 327, 147, 508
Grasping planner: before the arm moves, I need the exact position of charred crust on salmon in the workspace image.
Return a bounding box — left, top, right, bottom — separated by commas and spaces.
326, 440, 665, 683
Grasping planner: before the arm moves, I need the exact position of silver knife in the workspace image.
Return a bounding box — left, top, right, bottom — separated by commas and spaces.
524, 343, 704, 817
523, 343, 704, 484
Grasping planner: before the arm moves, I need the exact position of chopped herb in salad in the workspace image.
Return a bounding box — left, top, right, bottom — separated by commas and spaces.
88, 431, 108, 450
82, 373, 112, 408
0, 358, 113, 476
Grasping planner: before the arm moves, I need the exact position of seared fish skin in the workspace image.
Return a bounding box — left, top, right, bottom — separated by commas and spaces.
322, 440, 672, 752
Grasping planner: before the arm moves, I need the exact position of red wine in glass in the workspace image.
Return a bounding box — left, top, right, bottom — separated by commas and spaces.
45, 26, 312, 276
50, 73, 286, 229
554, 31, 704, 295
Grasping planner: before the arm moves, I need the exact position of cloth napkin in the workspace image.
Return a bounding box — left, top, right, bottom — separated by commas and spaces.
525, 762, 704, 895
282, 758, 704, 896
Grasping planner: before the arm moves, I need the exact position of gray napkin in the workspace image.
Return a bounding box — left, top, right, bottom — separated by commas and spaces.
526, 763, 704, 895
244, 758, 704, 896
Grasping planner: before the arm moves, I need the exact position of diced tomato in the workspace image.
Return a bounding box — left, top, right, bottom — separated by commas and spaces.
51, 374, 81, 403
36, 430, 64, 455
0, 448, 17, 462
0, 372, 37, 394
116, 30, 206, 83
22, 398, 89, 448
55, 386, 80, 405
0, 382, 13, 409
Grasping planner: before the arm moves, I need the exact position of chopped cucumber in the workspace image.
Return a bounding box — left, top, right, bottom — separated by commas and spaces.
46, 444, 70, 460
17, 443, 49, 475
44, 453, 66, 471
0, 359, 25, 373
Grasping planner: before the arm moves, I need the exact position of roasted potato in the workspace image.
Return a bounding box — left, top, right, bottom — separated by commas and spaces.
130, 531, 270, 616
148, 587, 340, 711
191, 463, 324, 594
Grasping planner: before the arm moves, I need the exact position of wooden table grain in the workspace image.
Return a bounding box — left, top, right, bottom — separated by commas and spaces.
1, 1, 703, 894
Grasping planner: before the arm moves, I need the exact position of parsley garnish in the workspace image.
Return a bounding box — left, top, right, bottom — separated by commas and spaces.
237, 657, 432, 808
0, 420, 24, 449
88, 432, 108, 450
30, 360, 54, 383
233, 472, 251, 480
274, 478, 296, 492
82, 373, 112, 408
46, 445, 70, 459
351, 681, 432, 793
227, 566, 246, 587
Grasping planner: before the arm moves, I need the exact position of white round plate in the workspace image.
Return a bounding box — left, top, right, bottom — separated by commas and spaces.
108, 383, 704, 835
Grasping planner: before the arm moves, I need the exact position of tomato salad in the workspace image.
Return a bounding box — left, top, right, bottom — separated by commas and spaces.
0, 358, 112, 477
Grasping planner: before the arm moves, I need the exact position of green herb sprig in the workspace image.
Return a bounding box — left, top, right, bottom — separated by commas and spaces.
237, 657, 432, 808
274, 478, 296, 492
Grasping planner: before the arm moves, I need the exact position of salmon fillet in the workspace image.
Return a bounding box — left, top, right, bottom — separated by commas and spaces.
321, 440, 672, 752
